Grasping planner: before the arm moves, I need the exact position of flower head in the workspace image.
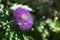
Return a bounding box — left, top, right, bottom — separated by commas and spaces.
11, 4, 33, 30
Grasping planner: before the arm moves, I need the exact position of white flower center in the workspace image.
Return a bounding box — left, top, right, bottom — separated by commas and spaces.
21, 14, 28, 20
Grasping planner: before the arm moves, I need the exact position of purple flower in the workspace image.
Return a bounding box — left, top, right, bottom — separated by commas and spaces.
13, 7, 33, 30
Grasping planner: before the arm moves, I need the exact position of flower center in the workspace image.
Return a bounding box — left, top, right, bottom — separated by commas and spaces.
21, 14, 28, 20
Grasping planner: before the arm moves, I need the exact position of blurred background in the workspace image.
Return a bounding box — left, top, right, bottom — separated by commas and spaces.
0, 0, 60, 40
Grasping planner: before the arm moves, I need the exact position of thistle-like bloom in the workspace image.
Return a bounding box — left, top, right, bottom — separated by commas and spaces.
11, 4, 33, 30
